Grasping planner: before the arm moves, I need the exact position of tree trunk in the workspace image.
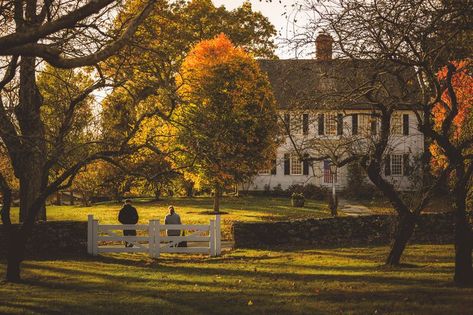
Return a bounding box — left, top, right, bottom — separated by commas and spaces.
70, 190, 74, 205
386, 212, 417, 265
452, 176, 473, 286
16, 57, 47, 222
6, 230, 25, 282
213, 184, 221, 213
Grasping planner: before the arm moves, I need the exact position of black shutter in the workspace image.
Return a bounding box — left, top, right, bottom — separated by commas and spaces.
352, 114, 358, 135
384, 155, 391, 176
403, 154, 410, 176
371, 118, 377, 135
303, 154, 309, 175
403, 114, 409, 135
337, 113, 343, 135
302, 114, 309, 135
271, 159, 277, 175
318, 114, 324, 135
284, 153, 290, 175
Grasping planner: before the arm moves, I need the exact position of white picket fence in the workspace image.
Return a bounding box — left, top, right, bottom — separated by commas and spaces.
87, 215, 221, 257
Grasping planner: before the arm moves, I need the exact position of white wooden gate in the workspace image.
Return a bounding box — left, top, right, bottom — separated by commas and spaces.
87, 215, 221, 257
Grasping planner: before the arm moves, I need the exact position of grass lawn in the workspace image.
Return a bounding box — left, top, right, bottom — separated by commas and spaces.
1, 245, 472, 314
8, 196, 331, 240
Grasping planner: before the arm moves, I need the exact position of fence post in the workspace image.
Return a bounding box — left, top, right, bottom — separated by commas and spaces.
155, 220, 161, 258
215, 215, 221, 256
148, 220, 155, 258
149, 220, 160, 258
92, 219, 99, 256
87, 215, 93, 254
210, 219, 216, 257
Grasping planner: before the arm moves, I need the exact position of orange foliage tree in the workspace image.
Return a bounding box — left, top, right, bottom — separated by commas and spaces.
178, 34, 280, 212
431, 60, 473, 172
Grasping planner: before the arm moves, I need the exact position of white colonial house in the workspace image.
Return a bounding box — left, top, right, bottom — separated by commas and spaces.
244, 33, 424, 192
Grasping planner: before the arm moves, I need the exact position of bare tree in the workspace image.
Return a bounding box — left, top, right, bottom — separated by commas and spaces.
288, 0, 473, 285
0, 0, 159, 282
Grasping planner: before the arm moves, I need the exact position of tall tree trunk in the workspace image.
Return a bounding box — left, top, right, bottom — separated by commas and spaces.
452, 174, 473, 286
70, 190, 74, 205
16, 57, 47, 222
5, 196, 46, 282
386, 212, 417, 265
213, 184, 221, 213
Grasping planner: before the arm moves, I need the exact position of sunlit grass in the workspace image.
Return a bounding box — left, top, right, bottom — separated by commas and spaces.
8, 196, 331, 239
1, 245, 471, 314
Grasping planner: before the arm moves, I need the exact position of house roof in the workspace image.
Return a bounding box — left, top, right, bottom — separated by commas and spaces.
258, 59, 420, 110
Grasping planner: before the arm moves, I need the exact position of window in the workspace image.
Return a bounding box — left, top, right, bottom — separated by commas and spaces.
391, 114, 402, 135
391, 154, 403, 176
291, 153, 302, 175
359, 114, 377, 136
258, 169, 270, 175
325, 113, 337, 135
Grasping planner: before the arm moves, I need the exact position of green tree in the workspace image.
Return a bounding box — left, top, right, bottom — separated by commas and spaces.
178, 34, 280, 212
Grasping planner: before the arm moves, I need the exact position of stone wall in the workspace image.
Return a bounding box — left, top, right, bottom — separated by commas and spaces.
233, 212, 455, 248
0, 221, 87, 258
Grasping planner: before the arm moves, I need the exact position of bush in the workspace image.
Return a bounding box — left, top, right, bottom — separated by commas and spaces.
345, 162, 382, 200
291, 192, 305, 207
287, 184, 327, 200
272, 184, 286, 197
303, 184, 328, 200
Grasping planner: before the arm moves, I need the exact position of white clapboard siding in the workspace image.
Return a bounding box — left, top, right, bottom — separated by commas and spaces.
87, 215, 221, 258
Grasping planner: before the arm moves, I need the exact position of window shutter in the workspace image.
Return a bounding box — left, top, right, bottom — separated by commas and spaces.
302, 114, 309, 135
403, 154, 410, 176
284, 154, 290, 175
337, 113, 343, 135
371, 118, 377, 135
284, 113, 290, 133
318, 114, 324, 135
352, 114, 358, 135
303, 154, 309, 175
384, 155, 391, 176
271, 159, 277, 175
403, 114, 409, 135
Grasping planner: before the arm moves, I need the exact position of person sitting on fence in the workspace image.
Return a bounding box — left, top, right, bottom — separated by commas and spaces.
164, 205, 181, 237
118, 199, 139, 248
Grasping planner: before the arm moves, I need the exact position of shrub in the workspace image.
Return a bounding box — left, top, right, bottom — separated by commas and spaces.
272, 184, 286, 197
345, 162, 382, 200
291, 192, 305, 207
287, 184, 327, 200
303, 184, 328, 200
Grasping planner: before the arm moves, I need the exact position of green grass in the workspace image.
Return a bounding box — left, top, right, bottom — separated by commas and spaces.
1, 245, 472, 314
8, 196, 331, 239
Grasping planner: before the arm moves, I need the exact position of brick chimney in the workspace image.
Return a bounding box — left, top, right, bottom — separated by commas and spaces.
315, 32, 333, 61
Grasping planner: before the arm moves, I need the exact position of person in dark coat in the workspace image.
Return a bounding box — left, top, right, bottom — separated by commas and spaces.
118, 199, 139, 247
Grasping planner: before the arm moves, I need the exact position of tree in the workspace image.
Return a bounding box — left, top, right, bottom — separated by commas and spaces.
290, 0, 473, 283
0, 0, 157, 282
98, 0, 278, 199
177, 34, 280, 212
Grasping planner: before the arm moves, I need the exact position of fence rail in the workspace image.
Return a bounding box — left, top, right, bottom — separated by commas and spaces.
87, 215, 221, 257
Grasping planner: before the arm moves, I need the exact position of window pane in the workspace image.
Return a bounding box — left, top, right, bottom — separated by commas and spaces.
391, 114, 402, 135
391, 154, 403, 175
325, 113, 337, 135
291, 153, 302, 175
